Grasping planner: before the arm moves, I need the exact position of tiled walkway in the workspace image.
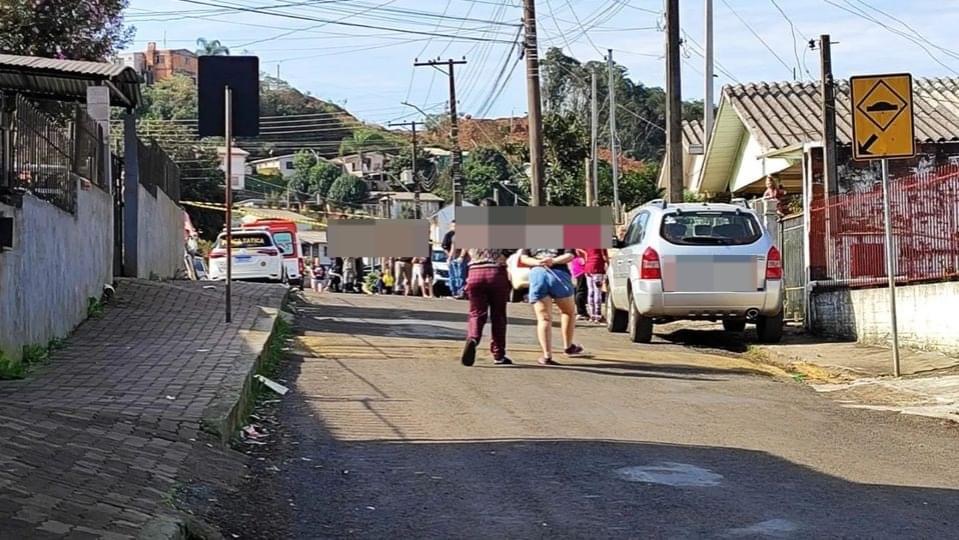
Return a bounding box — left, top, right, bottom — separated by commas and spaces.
0, 279, 286, 538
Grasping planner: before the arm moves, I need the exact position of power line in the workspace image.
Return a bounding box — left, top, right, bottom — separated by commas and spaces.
768, 0, 806, 79
174, 0, 521, 43
719, 0, 793, 76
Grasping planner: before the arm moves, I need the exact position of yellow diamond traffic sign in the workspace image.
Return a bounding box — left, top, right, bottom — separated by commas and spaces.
850, 73, 916, 161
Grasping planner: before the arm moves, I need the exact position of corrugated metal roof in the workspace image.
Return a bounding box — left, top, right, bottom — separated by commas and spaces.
682, 119, 704, 147
0, 53, 141, 107
723, 77, 959, 150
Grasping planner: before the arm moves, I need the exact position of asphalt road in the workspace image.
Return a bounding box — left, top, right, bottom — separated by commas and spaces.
215, 291, 959, 539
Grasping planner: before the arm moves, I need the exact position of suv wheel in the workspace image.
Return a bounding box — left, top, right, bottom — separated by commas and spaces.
756, 311, 784, 343
510, 288, 525, 303
606, 290, 627, 333
722, 319, 747, 332
627, 292, 653, 343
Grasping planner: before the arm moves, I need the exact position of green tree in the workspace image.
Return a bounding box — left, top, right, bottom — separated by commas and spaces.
293, 149, 318, 171
0, 1, 133, 60
326, 174, 369, 209
340, 128, 389, 158
195, 37, 230, 56
138, 74, 197, 120
463, 147, 511, 202
308, 160, 342, 198
387, 148, 437, 191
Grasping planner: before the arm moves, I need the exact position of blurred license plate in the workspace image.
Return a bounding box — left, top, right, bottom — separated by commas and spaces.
235, 255, 252, 263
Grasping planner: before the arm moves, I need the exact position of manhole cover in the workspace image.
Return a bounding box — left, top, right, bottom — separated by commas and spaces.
614, 462, 722, 487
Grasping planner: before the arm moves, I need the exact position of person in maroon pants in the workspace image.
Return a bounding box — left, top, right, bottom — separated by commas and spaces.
460, 198, 513, 367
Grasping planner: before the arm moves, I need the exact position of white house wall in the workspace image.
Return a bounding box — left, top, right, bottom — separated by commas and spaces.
729, 134, 792, 193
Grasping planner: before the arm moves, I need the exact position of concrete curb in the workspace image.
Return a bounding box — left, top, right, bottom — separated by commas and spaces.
139, 515, 225, 540
200, 290, 292, 446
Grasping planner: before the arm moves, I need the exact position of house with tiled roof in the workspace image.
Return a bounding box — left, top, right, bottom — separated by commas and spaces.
695, 78, 959, 196
658, 119, 705, 191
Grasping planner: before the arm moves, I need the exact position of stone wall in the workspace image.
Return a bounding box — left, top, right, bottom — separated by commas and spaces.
811, 281, 959, 356
136, 185, 183, 279
0, 184, 113, 362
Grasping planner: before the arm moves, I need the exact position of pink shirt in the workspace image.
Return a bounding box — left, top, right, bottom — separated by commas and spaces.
570, 256, 586, 278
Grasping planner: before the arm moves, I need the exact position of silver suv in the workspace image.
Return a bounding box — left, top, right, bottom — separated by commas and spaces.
605, 200, 784, 343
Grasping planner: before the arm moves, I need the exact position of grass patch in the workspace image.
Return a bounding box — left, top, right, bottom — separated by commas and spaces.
87, 296, 104, 318
257, 315, 292, 379
0, 336, 63, 380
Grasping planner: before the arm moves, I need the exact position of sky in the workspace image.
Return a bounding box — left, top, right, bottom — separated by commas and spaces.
121, 0, 959, 125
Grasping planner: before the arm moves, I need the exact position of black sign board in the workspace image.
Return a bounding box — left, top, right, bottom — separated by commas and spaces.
197, 56, 260, 138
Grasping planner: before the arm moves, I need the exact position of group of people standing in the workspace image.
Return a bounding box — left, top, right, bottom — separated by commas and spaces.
452, 200, 610, 367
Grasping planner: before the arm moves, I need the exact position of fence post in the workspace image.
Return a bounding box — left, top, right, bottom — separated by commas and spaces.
763, 198, 780, 248
122, 112, 140, 278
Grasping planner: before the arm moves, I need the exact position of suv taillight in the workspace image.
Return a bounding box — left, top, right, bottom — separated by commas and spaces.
298, 258, 305, 274
640, 247, 661, 280
765, 246, 782, 280
209, 251, 225, 259
257, 248, 278, 256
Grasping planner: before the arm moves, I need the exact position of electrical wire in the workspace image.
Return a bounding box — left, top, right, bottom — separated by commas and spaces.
719, 0, 793, 76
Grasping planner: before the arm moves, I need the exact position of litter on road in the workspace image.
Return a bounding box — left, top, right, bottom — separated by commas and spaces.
255, 375, 289, 395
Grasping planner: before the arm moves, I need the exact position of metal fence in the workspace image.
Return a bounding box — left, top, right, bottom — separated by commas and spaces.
7, 95, 76, 212
810, 164, 959, 288
72, 107, 107, 190
1, 96, 113, 213
137, 138, 181, 202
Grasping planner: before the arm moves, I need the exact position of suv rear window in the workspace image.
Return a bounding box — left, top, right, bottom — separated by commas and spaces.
216, 233, 273, 249
660, 211, 763, 245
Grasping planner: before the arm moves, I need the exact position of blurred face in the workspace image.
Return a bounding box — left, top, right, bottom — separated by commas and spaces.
766, 178, 775, 190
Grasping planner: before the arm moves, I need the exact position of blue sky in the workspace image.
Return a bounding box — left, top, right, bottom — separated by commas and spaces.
122, 0, 959, 124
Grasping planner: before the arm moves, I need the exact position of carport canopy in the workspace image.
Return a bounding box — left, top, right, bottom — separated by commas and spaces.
0, 53, 141, 108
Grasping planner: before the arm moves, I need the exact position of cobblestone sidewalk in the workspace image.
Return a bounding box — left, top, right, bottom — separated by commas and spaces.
0, 279, 287, 538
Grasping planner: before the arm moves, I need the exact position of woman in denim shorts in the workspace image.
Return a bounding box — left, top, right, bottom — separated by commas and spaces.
519, 248, 586, 365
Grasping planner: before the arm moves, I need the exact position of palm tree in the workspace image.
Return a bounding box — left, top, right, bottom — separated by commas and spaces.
339, 129, 388, 179
195, 38, 230, 56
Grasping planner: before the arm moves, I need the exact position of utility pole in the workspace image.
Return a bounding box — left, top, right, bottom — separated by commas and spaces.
665, 0, 684, 203
389, 120, 421, 219
819, 34, 838, 275
590, 67, 600, 207
414, 58, 467, 207
523, 0, 546, 206
819, 35, 838, 197
704, 0, 714, 148
607, 50, 620, 217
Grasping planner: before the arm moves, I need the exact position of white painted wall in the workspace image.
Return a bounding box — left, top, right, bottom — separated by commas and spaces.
729, 134, 792, 193
136, 186, 184, 279
0, 184, 113, 362
812, 282, 959, 356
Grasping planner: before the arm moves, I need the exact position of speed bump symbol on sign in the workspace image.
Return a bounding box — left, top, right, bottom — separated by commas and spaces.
851, 73, 916, 160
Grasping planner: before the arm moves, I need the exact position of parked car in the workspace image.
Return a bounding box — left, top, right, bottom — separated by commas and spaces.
207, 230, 284, 283
240, 218, 304, 287
605, 199, 783, 343
506, 251, 530, 303
431, 248, 451, 296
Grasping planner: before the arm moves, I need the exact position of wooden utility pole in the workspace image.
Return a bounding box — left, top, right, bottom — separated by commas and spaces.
389, 120, 421, 218
820, 35, 838, 197
607, 50, 620, 216
414, 58, 467, 207
590, 67, 600, 206
523, 0, 546, 206
819, 35, 838, 276
665, 0, 684, 203
704, 0, 714, 148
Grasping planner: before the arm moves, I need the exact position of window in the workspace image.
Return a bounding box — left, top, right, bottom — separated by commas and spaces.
272, 232, 295, 255
285, 161, 294, 170
624, 211, 650, 246
323, 246, 328, 257
660, 211, 763, 246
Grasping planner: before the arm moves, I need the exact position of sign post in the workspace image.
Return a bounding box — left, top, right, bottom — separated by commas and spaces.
850, 73, 916, 377
224, 87, 233, 323
197, 56, 260, 324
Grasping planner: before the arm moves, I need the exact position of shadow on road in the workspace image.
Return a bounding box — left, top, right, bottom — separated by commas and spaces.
293, 301, 537, 327
207, 346, 959, 539
489, 363, 722, 381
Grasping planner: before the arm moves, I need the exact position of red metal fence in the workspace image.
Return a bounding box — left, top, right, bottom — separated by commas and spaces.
809, 164, 959, 287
